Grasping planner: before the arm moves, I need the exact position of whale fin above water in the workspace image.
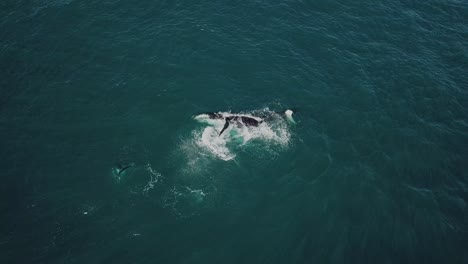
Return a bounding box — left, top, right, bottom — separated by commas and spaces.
219, 120, 230, 136
117, 165, 133, 175
284, 109, 296, 124
114, 161, 135, 176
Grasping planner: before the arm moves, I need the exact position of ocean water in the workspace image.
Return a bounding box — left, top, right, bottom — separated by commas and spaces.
1, 0, 467, 263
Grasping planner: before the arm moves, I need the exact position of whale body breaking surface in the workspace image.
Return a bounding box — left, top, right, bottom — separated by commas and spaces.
192, 108, 295, 160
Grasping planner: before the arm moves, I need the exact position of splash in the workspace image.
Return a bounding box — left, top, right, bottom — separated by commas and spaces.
191, 108, 293, 161
197, 126, 236, 161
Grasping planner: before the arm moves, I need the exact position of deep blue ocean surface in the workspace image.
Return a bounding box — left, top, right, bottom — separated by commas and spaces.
1, 0, 467, 263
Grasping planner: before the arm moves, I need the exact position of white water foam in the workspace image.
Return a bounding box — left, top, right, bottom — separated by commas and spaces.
142, 163, 163, 195
198, 126, 236, 161
160, 185, 212, 218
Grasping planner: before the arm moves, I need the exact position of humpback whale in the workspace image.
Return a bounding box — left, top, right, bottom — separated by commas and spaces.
192, 109, 295, 160
203, 113, 263, 136
202, 110, 294, 136
218, 115, 262, 136
114, 161, 135, 176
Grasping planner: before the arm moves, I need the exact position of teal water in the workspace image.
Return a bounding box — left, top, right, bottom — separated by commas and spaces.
1, 0, 468, 263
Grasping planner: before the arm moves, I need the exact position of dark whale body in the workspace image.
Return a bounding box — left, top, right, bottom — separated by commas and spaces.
114, 161, 135, 176
205, 112, 263, 136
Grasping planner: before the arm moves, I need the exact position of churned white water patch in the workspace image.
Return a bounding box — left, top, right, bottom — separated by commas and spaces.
197, 126, 236, 161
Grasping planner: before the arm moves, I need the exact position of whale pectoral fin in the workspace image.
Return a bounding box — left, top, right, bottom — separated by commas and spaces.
117, 164, 134, 175
219, 120, 230, 136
